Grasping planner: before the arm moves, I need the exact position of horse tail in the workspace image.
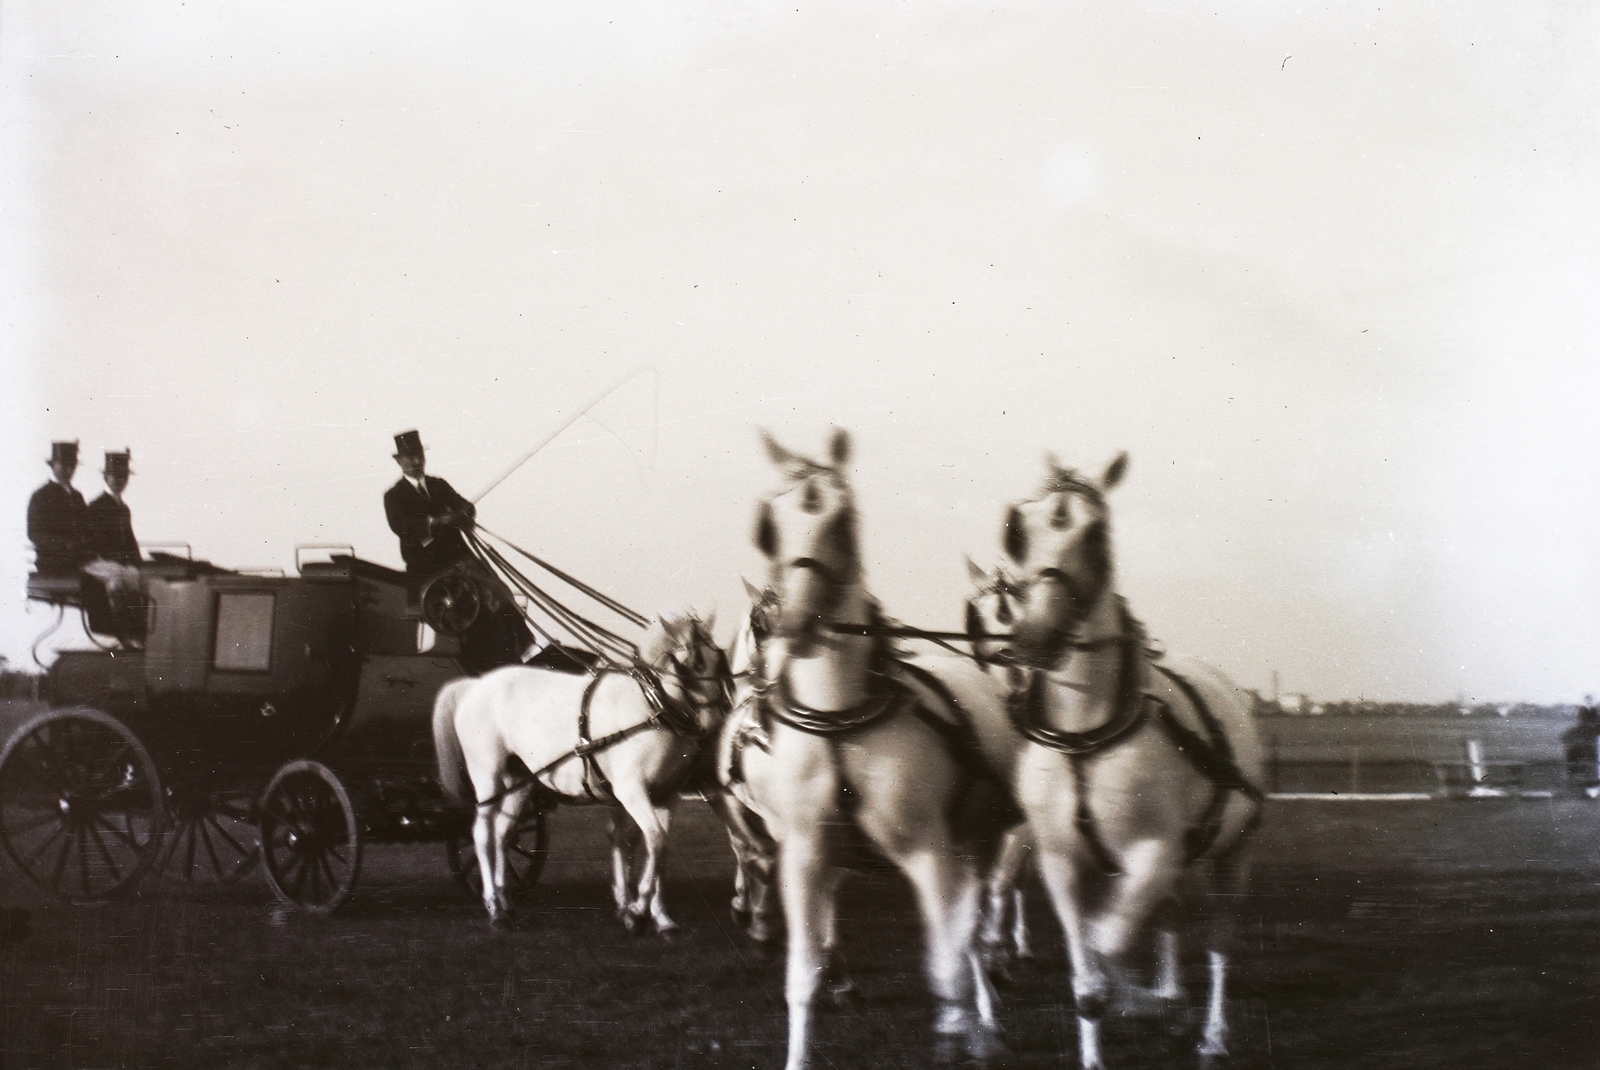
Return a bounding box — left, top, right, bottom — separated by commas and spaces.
432, 677, 476, 807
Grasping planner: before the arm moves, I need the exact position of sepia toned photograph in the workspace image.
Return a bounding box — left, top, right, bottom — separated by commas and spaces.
1, 4, 1595, 1068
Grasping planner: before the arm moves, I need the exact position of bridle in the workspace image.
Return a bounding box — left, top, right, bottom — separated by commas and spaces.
652, 626, 735, 732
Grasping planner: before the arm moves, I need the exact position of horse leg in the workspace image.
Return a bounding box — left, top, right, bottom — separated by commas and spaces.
816, 864, 856, 1007
621, 790, 678, 936
709, 792, 781, 949
1033, 845, 1107, 1070
778, 829, 833, 1070
1011, 884, 1035, 960
607, 810, 643, 931
730, 850, 751, 927
471, 801, 502, 923
980, 826, 1032, 975
1197, 849, 1251, 1066
896, 845, 1001, 1063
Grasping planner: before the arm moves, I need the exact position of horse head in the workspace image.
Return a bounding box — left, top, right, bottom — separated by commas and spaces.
753, 428, 861, 657
964, 557, 1023, 671
1001, 451, 1127, 668
641, 611, 734, 733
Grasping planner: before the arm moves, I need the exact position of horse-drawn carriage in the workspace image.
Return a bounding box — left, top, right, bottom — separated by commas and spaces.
3, 548, 546, 914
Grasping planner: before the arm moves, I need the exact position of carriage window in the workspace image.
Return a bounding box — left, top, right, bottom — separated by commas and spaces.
214, 593, 275, 671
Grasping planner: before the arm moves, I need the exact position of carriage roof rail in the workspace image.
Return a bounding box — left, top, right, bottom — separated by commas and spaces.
235, 567, 286, 577
141, 542, 192, 560
296, 544, 355, 573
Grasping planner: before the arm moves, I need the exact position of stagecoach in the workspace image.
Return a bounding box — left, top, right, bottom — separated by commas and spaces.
3, 548, 547, 914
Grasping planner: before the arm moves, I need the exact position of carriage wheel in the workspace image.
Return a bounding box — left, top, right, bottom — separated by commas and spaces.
447, 802, 549, 904
258, 760, 361, 915
420, 572, 481, 636
0, 708, 165, 904
155, 787, 260, 887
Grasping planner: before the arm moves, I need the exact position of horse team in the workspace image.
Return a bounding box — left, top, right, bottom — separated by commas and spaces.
433, 429, 1266, 1070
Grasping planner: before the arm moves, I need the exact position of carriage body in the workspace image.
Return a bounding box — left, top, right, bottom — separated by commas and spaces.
5, 552, 543, 912
41, 555, 457, 775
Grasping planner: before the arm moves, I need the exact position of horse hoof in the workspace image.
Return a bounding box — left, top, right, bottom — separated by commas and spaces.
1076, 993, 1108, 1021
731, 906, 751, 929
933, 1036, 963, 1066
827, 983, 859, 1011
1197, 1048, 1231, 1070
967, 1029, 1006, 1064
747, 937, 778, 963
489, 913, 512, 930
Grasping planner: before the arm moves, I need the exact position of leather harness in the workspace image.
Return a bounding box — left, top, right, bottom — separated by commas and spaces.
477, 663, 714, 811
726, 604, 1010, 828
1006, 600, 1265, 874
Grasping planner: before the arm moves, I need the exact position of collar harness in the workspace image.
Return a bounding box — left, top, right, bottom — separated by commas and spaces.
1007, 598, 1265, 873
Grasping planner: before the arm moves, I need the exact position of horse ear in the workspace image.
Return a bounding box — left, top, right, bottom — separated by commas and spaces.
965, 556, 988, 585
1100, 451, 1128, 491
965, 601, 983, 643
754, 502, 779, 558
741, 577, 765, 603
1003, 505, 1028, 563
828, 427, 852, 468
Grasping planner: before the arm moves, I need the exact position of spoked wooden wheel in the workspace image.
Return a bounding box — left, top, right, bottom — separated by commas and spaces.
447, 802, 549, 904
155, 786, 260, 887
0, 708, 165, 904
258, 760, 361, 915
420, 572, 481, 636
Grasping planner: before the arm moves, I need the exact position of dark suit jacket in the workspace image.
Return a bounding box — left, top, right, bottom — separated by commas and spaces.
384, 475, 476, 580
86, 494, 141, 565
27, 481, 90, 575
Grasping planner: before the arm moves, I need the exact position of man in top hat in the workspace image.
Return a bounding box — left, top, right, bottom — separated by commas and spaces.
383, 430, 533, 671
26, 441, 91, 576
86, 450, 141, 566
384, 430, 478, 584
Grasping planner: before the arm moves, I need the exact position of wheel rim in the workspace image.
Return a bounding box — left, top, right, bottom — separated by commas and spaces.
421, 573, 481, 636
258, 761, 360, 915
155, 788, 260, 886
447, 805, 548, 903
0, 709, 164, 904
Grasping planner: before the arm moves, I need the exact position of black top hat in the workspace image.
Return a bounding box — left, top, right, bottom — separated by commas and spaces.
48, 441, 78, 467
103, 451, 132, 478
393, 430, 425, 457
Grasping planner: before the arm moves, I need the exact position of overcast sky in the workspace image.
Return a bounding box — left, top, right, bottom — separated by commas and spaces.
2, 2, 1596, 703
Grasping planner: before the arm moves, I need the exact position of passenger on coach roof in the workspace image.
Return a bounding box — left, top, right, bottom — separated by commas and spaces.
85, 450, 141, 565
26, 441, 91, 577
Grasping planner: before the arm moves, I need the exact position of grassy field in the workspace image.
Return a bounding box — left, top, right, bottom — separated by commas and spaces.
2, 700, 1597, 1069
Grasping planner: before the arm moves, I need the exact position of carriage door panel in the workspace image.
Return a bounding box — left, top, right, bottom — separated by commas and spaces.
143, 579, 214, 695
342, 656, 464, 764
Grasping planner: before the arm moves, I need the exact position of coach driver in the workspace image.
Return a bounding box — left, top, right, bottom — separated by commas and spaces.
384, 430, 533, 670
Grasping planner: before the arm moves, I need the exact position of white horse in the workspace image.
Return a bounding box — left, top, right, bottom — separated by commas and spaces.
714, 429, 1021, 1070
1000, 453, 1266, 1070
964, 559, 1038, 969
434, 614, 732, 930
